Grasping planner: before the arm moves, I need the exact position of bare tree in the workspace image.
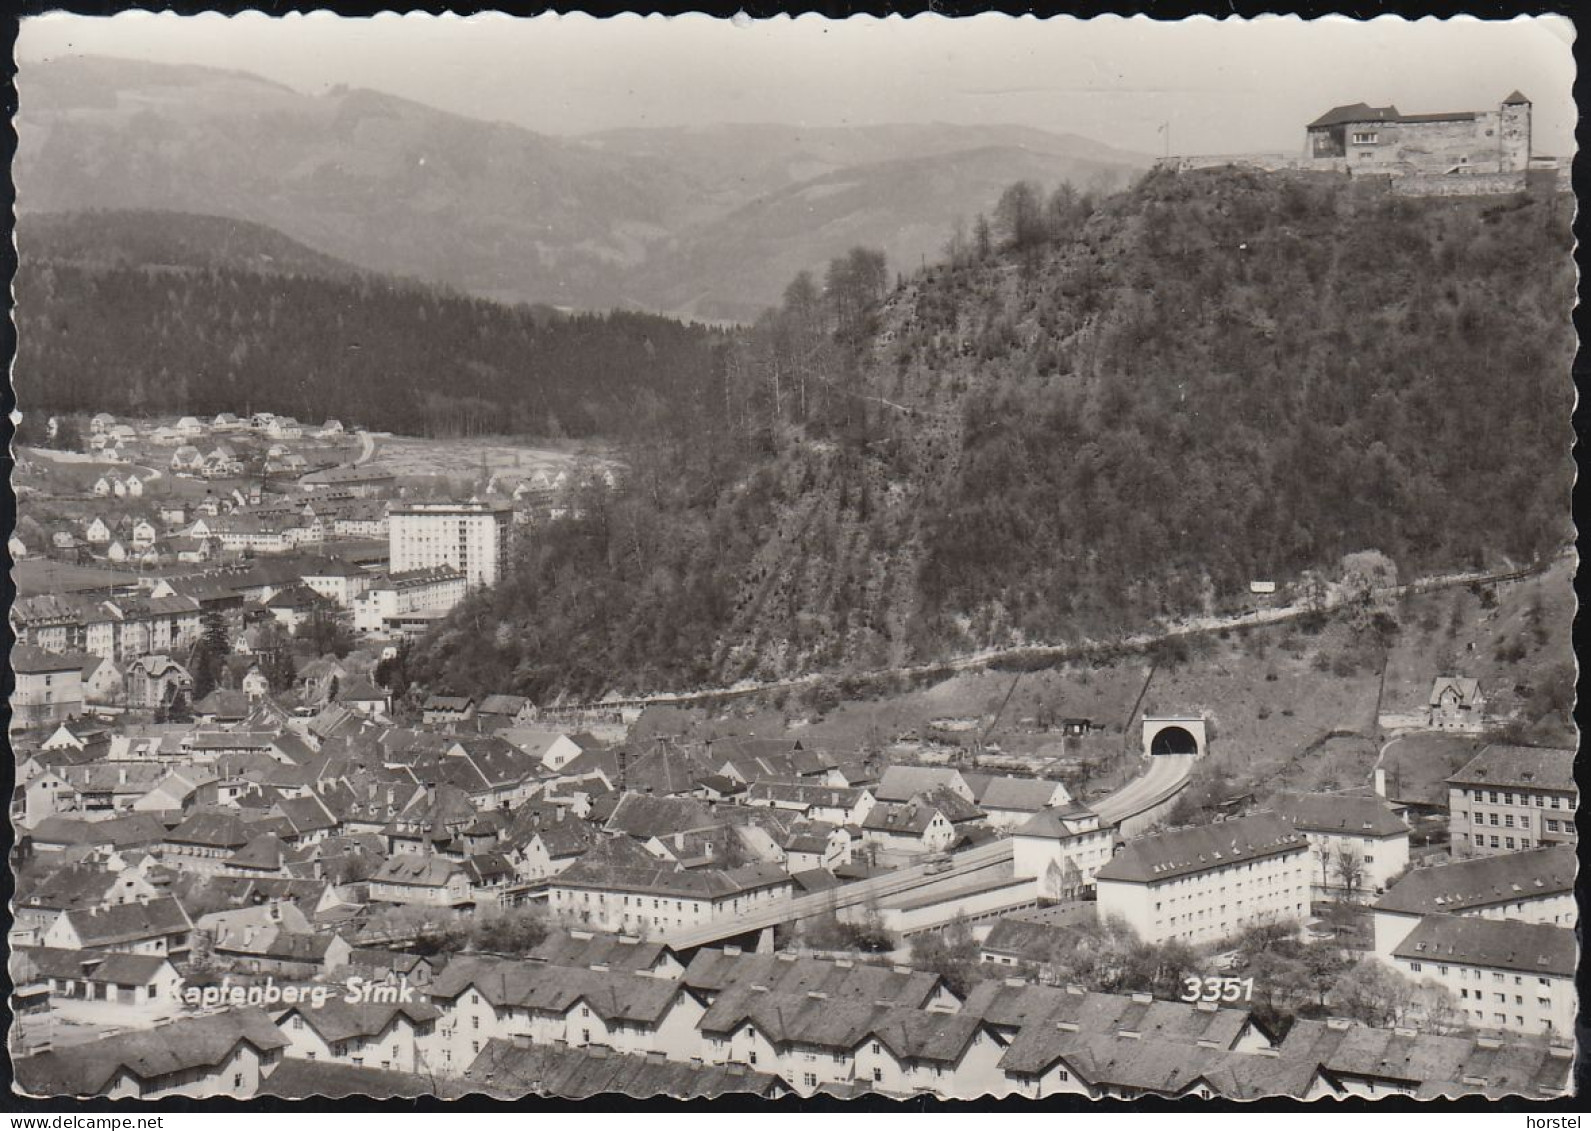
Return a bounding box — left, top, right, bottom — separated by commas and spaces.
1331, 843, 1367, 903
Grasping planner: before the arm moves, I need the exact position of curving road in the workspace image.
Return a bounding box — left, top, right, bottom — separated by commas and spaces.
1092, 754, 1197, 827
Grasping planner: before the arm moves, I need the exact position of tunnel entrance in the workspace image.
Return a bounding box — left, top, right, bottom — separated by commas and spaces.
1149, 725, 1200, 756
1141, 715, 1208, 758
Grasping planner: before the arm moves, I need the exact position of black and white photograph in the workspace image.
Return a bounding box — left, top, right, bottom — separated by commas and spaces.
4, 10, 1580, 1106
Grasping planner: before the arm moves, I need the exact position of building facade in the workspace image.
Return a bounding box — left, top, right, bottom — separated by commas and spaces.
388, 502, 511, 589
1446, 745, 1577, 858
1094, 813, 1311, 946
1304, 92, 1532, 175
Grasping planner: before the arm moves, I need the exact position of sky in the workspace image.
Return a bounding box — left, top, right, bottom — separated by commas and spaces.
17, 12, 1578, 157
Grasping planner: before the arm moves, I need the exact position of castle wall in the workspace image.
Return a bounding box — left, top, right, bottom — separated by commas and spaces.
1389, 171, 1529, 197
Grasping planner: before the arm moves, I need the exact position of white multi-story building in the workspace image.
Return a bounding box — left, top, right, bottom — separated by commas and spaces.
1011, 806, 1115, 899
388, 502, 511, 589
1446, 744, 1577, 858
1391, 914, 1576, 1037
1268, 791, 1410, 899
352, 567, 468, 633
1370, 844, 1577, 958
1094, 812, 1311, 946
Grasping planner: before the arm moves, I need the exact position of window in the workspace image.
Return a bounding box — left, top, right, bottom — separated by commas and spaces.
804, 1073, 818, 1089
873, 1068, 883, 1083
1440, 966, 1449, 976
1352, 131, 1379, 145
750, 1051, 758, 1065
1520, 815, 1530, 828
234, 1073, 243, 1089
1410, 962, 1423, 973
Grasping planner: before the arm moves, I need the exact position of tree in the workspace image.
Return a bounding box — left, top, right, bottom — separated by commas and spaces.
470, 907, 551, 955
993, 180, 1046, 253
254, 621, 298, 692
1329, 959, 1439, 1028
973, 213, 994, 261
1331, 843, 1367, 902
189, 610, 230, 701
909, 915, 984, 997
299, 599, 355, 658
375, 642, 412, 700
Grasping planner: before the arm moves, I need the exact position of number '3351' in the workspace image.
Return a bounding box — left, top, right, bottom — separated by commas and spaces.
1180, 976, 1254, 1003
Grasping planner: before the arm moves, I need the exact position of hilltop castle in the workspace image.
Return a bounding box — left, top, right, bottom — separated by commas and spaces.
1303, 90, 1533, 175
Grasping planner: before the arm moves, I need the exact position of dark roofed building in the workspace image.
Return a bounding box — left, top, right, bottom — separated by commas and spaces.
1095, 813, 1310, 945
458, 1038, 789, 1100
14, 1008, 288, 1098
1447, 744, 1577, 859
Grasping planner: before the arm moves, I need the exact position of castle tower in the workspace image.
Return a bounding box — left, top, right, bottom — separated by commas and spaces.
1499, 90, 1532, 172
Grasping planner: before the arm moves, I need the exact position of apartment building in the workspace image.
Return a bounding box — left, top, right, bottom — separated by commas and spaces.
547, 845, 791, 941
1094, 813, 1311, 946
352, 566, 467, 633
1011, 806, 1115, 897
424, 956, 705, 1075
1371, 845, 1577, 957
1268, 791, 1410, 898
1446, 744, 1577, 857
10, 647, 86, 730
13, 1009, 287, 1099
388, 501, 511, 589
1390, 914, 1576, 1036
273, 1000, 441, 1074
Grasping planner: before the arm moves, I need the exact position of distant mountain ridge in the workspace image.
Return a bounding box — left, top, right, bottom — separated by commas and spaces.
17, 55, 1151, 320
17, 210, 369, 280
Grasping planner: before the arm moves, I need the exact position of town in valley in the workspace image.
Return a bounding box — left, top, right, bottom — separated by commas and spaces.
6, 15, 1580, 1107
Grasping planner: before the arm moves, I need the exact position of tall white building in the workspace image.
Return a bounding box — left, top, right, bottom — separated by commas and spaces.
1094, 812, 1310, 946
388, 502, 511, 589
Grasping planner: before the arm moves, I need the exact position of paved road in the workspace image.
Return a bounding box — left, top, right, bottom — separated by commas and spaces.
571, 560, 1554, 713
1093, 754, 1197, 826
352, 430, 377, 465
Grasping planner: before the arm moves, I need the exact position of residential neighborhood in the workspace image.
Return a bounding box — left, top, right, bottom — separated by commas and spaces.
7, 18, 1580, 1109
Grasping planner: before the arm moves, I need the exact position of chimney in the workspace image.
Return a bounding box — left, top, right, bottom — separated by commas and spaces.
1255, 1047, 1280, 1058
645, 1050, 667, 1064
1195, 1000, 1218, 1013
1130, 992, 1152, 1004
1325, 1018, 1351, 1031
1374, 767, 1387, 798
807, 991, 827, 1001
723, 945, 742, 957
1003, 977, 1026, 988
1054, 1021, 1079, 1033
511, 1034, 532, 1049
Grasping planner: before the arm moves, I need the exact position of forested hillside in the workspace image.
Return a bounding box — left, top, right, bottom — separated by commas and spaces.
15, 212, 721, 437
18, 210, 367, 280
411, 169, 1574, 700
